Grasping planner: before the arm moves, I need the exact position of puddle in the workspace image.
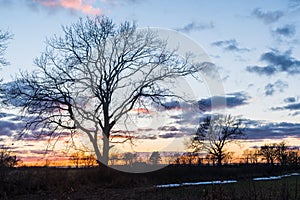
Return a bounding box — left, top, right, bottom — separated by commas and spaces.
155, 173, 299, 188
156, 180, 237, 188
253, 172, 300, 181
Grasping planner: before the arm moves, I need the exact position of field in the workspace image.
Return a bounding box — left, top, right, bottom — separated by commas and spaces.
1, 165, 299, 200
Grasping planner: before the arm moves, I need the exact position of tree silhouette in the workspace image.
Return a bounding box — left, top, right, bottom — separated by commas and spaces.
69, 151, 97, 168
189, 115, 244, 166
5, 16, 209, 166
259, 143, 278, 165
149, 151, 161, 164
0, 30, 12, 68
123, 152, 137, 166
0, 145, 20, 168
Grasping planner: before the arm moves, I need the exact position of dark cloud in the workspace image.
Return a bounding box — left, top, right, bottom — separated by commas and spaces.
136, 135, 157, 140
272, 103, 300, 111
198, 91, 250, 111
136, 128, 155, 132
245, 120, 300, 140
0, 119, 23, 136
273, 25, 296, 37
289, 111, 300, 116
161, 101, 181, 109
264, 80, 288, 96
246, 65, 277, 76
246, 50, 300, 76
252, 8, 284, 24
158, 126, 178, 132
211, 39, 250, 52
158, 117, 300, 141
30, 150, 47, 155
284, 97, 297, 103
176, 21, 214, 33
159, 132, 182, 139
0, 112, 15, 118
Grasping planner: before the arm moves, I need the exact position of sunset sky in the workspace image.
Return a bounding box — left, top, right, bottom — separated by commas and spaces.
0, 0, 300, 165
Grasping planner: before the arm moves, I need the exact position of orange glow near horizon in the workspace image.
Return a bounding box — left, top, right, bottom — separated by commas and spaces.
11, 136, 300, 167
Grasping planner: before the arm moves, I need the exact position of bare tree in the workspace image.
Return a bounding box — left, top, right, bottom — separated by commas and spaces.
287, 148, 299, 165
189, 115, 244, 166
0, 29, 13, 92
5, 16, 209, 166
259, 144, 277, 165
259, 141, 298, 165
0, 30, 12, 68
242, 149, 260, 164
0, 145, 20, 168
149, 151, 161, 164
69, 152, 81, 168
275, 141, 288, 165
123, 152, 137, 166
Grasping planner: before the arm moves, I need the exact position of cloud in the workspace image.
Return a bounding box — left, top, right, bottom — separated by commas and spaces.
272, 96, 300, 115
0, 0, 101, 15
289, 111, 300, 116
289, 0, 300, 10
34, 0, 101, 15
176, 21, 214, 33
211, 39, 250, 53
158, 126, 178, 131
272, 103, 300, 111
252, 8, 284, 24
246, 49, 300, 76
0, 120, 21, 136
158, 132, 183, 139
264, 80, 288, 96
198, 91, 250, 111
160, 101, 181, 110
284, 97, 297, 103
245, 120, 300, 140
158, 117, 300, 141
246, 65, 277, 76
30, 150, 47, 155
0, 111, 25, 137
273, 24, 296, 37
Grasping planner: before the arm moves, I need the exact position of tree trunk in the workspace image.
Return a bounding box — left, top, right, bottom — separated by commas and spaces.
217, 154, 222, 166
92, 138, 102, 166
102, 135, 109, 166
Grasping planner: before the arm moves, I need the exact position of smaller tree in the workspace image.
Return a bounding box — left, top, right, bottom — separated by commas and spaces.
149, 151, 161, 165
287, 148, 299, 165
242, 149, 260, 164
69, 152, 81, 168
0, 145, 20, 168
69, 151, 97, 168
189, 115, 244, 166
123, 152, 137, 166
259, 144, 277, 165
275, 141, 288, 165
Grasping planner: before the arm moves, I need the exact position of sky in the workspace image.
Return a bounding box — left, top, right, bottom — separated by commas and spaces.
0, 0, 300, 165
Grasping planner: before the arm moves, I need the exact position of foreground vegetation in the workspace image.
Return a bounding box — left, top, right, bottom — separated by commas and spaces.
1, 164, 299, 199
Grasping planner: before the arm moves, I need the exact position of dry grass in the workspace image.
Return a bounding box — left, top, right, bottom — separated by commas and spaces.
0, 165, 299, 199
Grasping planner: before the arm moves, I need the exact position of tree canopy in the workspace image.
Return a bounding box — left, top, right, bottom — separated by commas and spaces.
5, 16, 210, 166
189, 115, 245, 166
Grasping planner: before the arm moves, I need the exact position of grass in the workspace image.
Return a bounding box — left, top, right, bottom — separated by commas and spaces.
140, 176, 300, 200
0, 164, 299, 199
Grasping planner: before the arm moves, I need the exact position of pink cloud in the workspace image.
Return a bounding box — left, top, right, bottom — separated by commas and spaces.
34, 0, 101, 15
